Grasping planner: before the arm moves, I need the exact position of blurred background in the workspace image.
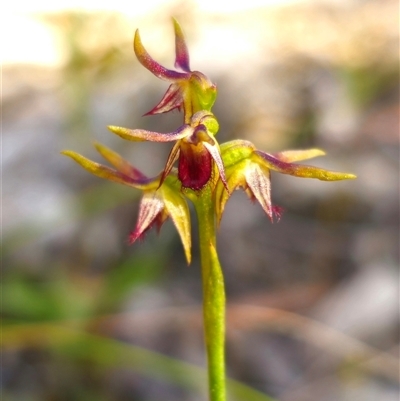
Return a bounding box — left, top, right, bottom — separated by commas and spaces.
2, 0, 399, 400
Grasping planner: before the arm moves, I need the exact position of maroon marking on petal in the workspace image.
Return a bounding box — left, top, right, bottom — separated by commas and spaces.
128, 229, 145, 243
178, 143, 212, 190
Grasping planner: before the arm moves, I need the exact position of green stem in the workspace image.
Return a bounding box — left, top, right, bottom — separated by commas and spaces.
194, 186, 226, 401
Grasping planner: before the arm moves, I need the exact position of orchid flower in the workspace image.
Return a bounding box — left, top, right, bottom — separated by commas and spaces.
217, 140, 356, 223
61, 144, 191, 264
134, 18, 217, 123
62, 19, 356, 401
108, 110, 227, 192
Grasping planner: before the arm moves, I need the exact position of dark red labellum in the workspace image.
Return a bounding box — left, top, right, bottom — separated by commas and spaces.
178, 144, 212, 190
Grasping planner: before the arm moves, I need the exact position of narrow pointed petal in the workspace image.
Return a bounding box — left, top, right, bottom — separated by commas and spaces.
158, 142, 181, 188
173, 18, 190, 72
129, 193, 164, 243
255, 151, 357, 181
94, 142, 148, 180
133, 29, 188, 81
202, 141, 229, 192
61, 150, 149, 189
144, 83, 183, 115
107, 124, 192, 142
161, 184, 191, 264
244, 163, 274, 221
274, 149, 325, 163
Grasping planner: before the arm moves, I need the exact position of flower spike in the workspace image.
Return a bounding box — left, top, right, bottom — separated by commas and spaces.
63, 19, 357, 401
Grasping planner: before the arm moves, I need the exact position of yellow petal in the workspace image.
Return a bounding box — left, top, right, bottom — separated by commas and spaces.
255, 151, 357, 181
274, 148, 325, 163
290, 167, 357, 181
61, 150, 141, 188
107, 125, 191, 142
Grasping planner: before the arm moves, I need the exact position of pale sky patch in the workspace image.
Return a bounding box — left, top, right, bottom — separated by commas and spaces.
1, 0, 300, 66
